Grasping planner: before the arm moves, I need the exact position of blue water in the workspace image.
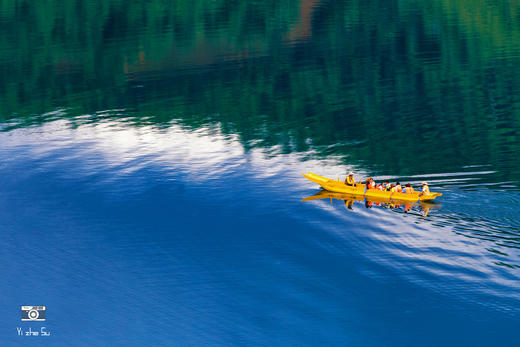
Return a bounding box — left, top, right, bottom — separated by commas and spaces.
1, 116, 519, 346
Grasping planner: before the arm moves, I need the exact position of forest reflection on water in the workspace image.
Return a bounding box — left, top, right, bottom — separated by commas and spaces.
1, 0, 520, 185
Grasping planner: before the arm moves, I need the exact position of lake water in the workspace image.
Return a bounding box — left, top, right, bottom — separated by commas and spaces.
1, 1, 519, 346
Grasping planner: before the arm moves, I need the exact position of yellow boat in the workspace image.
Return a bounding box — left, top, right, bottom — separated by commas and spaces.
302, 172, 442, 202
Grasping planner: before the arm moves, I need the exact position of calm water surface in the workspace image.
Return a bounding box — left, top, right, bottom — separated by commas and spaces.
1, 1, 519, 346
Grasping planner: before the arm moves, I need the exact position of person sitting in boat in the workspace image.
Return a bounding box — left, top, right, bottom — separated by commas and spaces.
395, 182, 402, 192
388, 183, 396, 192
365, 177, 376, 189
345, 172, 356, 186
382, 180, 390, 190
419, 182, 430, 196
403, 183, 414, 194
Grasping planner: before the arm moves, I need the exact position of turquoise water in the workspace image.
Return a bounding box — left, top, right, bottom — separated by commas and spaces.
1, 1, 520, 345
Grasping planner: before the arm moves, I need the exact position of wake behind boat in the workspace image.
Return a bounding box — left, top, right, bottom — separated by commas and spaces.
303, 172, 442, 202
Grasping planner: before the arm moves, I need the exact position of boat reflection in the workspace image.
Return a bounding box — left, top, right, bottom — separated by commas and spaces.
302, 190, 442, 217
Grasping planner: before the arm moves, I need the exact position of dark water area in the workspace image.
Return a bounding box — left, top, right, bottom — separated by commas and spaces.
1, 1, 519, 345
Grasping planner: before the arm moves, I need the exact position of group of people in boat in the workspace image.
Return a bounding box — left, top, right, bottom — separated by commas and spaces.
344, 172, 431, 195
